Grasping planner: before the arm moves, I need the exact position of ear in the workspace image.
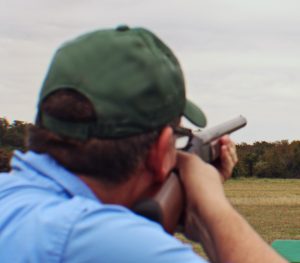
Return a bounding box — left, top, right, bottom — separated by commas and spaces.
146, 126, 176, 183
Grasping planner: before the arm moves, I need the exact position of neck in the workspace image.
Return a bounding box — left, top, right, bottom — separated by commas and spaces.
78, 169, 155, 208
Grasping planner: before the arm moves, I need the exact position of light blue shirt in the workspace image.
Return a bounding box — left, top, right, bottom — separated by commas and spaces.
0, 151, 207, 263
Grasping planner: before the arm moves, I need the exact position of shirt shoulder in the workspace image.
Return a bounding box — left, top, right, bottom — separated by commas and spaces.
0, 179, 96, 263
63, 204, 207, 263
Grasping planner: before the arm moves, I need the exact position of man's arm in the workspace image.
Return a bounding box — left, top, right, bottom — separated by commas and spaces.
177, 149, 287, 263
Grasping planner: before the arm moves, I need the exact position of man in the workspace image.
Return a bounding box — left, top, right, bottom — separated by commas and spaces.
0, 25, 286, 262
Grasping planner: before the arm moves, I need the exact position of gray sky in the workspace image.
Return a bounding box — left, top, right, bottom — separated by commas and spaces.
1, 0, 300, 143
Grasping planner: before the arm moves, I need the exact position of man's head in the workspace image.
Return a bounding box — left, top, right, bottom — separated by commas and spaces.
29, 25, 206, 185
37, 25, 206, 139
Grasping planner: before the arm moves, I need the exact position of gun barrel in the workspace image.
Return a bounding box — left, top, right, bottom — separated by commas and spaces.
195, 115, 247, 144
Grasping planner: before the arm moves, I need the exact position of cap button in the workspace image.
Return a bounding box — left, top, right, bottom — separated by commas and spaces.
116, 25, 130, 32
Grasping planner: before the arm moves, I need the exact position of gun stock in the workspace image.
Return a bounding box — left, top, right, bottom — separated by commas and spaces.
132, 115, 247, 234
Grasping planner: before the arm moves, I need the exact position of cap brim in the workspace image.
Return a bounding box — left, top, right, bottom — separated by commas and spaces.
184, 100, 207, 128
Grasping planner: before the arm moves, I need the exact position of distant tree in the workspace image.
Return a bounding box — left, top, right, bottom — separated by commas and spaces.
0, 118, 31, 172
0, 148, 12, 172
234, 143, 251, 177
289, 141, 300, 178
244, 152, 257, 177
235, 142, 262, 177
0, 118, 9, 147
3, 120, 30, 150
236, 140, 300, 178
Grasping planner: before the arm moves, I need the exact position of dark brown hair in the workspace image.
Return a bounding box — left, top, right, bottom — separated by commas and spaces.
28, 89, 159, 184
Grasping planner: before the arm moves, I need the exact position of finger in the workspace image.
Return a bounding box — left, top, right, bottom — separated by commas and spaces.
229, 141, 238, 164
220, 145, 235, 181
221, 137, 237, 163
227, 143, 238, 164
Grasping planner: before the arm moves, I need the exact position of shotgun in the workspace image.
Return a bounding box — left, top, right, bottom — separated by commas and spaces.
132, 115, 247, 234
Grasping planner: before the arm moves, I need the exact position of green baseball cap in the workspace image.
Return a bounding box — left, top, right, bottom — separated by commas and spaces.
37, 25, 206, 139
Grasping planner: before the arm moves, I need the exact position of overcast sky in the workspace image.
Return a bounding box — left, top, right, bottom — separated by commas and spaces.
1, 0, 300, 143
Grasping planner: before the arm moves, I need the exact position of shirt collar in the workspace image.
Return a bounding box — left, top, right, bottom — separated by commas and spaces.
11, 150, 98, 202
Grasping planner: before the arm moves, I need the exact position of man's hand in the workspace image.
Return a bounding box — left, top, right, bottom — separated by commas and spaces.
176, 151, 231, 230
216, 135, 238, 182
176, 135, 237, 213
176, 138, 287, 263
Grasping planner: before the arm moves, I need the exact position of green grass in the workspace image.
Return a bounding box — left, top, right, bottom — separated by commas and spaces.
177, 178, 300, 258
226, 178, 300, 242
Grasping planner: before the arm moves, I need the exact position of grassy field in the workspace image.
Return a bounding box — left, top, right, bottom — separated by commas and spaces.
178, 178, 300, 257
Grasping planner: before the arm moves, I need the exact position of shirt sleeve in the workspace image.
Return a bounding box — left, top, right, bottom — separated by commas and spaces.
62, 203, 207, 263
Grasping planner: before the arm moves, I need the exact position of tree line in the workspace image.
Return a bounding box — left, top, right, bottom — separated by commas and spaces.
0, 118, 31, 172
0, 117, 299, 178
234, 140, 300, 178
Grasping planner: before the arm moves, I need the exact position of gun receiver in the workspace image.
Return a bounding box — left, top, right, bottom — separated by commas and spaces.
132, 115, 247, 234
